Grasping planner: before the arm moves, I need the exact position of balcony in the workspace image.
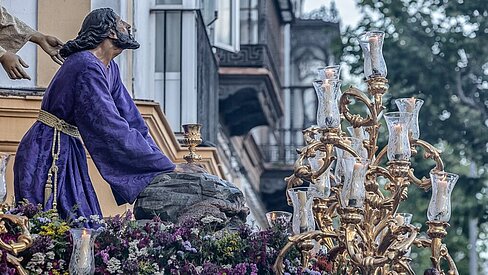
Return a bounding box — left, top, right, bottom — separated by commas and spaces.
217, 44, 283, 136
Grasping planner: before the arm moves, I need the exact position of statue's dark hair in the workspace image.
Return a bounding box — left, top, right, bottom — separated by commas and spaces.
59, 8, 118, 58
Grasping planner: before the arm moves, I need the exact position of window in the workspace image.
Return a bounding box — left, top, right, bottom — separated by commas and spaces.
239, 0, 258, 44
154, 11, 183, 131
214, 0, 240, 52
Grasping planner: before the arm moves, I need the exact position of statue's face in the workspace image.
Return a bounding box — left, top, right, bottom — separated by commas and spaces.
112, 16, 140, 50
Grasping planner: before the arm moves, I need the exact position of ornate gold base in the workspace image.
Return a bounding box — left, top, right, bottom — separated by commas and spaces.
387, 160, 411, 178
426, 221, 449, 239
366, 77, 389, 96
339, 207, 363, 224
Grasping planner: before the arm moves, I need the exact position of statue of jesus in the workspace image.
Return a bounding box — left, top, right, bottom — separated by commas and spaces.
13, 8, 175, 219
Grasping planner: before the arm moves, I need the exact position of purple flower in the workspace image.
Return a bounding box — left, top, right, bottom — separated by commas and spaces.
99, 250, 110, 264
182, 240, 197, 253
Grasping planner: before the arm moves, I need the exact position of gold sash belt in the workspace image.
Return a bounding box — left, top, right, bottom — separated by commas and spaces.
38, 110, 80, 138
37, 109, 81, 210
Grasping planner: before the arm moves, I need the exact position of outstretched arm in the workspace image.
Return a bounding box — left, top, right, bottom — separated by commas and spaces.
29, 32, 64, 65
0, 5, 64, 80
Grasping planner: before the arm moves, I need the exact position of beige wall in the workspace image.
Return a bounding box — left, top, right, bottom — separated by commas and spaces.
0, 95, 224, 217
37, 0, 91, 87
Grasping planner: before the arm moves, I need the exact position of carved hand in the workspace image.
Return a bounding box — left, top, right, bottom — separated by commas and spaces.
0, 52, 30, 80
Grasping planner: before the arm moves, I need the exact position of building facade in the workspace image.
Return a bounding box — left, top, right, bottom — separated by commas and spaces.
0, 0, 340, 227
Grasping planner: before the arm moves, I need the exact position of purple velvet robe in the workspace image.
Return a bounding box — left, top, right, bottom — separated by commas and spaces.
14, 51, 175, 219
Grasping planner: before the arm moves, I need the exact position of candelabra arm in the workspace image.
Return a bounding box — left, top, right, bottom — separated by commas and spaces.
406, 139, 444, 191
397, 259, 416, 275
413, 236, 459, 275
312, 143, 336, 179
411, 139, 444, 171
0, 252, 28, 275
339, 86, 376, 128
368, 165, 396, 185
303, 125, 321, 145
440, 245, 460, 275
372, 146, 388, 166
344, 223, 363, 266
407, 169, 431, 191
389, 224, 419, 251
0, 214, 32, 255
336, 139, 361, 159
273, 231, 337, 274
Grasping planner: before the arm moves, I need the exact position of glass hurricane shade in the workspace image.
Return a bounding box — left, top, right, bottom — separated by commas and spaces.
334, 137, 362, 185
266, 211, 292, 228
359, 31, 387, 79
313, 79, 342, 129
69, 228, 99, 275
288, 187, 317, 234
395, 98, 424, 139
384, 112, 413, 161
427, 171, 458, 222
340, 157, 369, 208
0, 153, 9, 204
316, 65, 341, 80
309, 150, 331, 198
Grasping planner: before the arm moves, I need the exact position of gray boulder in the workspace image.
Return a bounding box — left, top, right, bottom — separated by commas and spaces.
134, 172, 249, 227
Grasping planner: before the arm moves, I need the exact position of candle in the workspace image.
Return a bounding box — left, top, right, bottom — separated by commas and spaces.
348, 162, 365, 207
393, 124, 404, 158
435, 177, 449, 217
321, 79, 331, 92
321, 80, 335, 126
369, 35, 380, 74
406, 97, 416, 113
270, 212, 277, 222
297, 190, 308, 229
78, 229, 90, 269
325, 68, 335, 79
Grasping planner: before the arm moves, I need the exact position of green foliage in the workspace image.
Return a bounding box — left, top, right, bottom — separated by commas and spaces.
341, 0, 488, 273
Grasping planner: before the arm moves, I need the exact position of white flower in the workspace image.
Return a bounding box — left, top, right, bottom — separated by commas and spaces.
107, 257, 122, 274
160, 223, 174, 231
175, 235, 183, 241
128, 240, 140, 261
196, 266, 203, 272
222, 264, 232, 269
191, 228, 200, 235
45, 251, 55, 260
170, 254, 177, 260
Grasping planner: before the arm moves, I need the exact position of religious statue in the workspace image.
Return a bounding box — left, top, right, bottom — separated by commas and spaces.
13, 8, 176, 220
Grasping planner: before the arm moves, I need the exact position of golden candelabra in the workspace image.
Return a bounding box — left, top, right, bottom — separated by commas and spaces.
273, 31, 459, 275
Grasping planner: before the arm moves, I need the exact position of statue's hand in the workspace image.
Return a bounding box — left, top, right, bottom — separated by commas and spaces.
0, 52, 30, 80
30, 32, 64, 65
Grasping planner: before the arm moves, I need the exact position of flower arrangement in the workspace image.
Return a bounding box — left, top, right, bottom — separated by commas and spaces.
0, 202, 335, 274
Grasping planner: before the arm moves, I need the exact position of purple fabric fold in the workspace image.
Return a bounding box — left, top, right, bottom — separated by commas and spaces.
14, 51, 175, 219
